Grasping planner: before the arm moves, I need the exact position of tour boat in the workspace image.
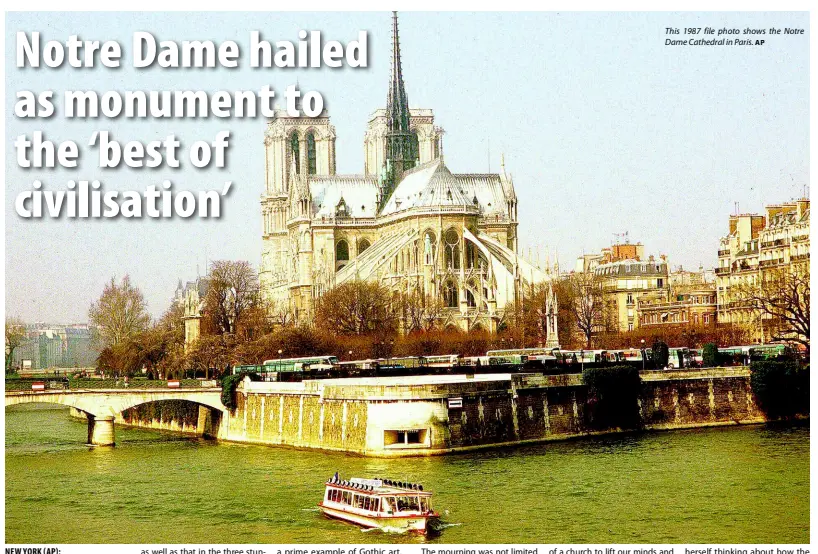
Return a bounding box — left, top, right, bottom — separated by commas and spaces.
319, 475, 439, 534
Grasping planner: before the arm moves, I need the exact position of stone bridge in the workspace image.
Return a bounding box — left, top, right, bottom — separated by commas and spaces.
5, 388, 228, 446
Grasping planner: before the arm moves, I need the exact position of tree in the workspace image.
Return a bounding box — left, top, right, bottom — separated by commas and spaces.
203, 260, 263, 339
652, 339, 669, 369
399, 290, 445, 333
185, 334, 237, 379
268, 298, 295, 328
89, 275, 150, 348
702, 342, 719, 367
314, 281, 398, 335
5, 317, 27, 373
566, 271, 608, 348
734, 266, 810, 354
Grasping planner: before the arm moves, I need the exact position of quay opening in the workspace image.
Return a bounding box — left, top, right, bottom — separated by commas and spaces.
384, 428, 429, 448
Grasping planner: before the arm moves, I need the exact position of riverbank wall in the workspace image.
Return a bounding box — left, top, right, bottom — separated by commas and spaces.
217, 367, 763, 456
104, 367, 765, 455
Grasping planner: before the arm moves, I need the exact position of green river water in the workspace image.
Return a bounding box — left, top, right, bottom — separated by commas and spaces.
5, 404, 809, 544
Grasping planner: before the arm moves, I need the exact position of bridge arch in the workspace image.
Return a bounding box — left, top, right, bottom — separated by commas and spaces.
5, 389, 227, 446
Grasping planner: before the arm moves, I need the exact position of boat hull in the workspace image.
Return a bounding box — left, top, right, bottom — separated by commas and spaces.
319, 504, 433, 534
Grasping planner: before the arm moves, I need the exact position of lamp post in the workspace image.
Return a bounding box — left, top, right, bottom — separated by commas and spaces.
389, 339, 395, 366
640, 339, 646, 370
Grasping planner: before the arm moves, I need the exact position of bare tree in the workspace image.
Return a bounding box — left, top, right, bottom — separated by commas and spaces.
185, 334, 236, 379
400, 291, 445, 333
566, 271, 607, 348
314, 281, 398, 335
734, 265, 810, 353
5, 317, 27, 373
203, 260, 262, 338
268, 298, 296, 328
89, 275, 150, 348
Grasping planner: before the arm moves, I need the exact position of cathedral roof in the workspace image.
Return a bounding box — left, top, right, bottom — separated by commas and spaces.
379, 158, 511, 218
309, 175, 379, 219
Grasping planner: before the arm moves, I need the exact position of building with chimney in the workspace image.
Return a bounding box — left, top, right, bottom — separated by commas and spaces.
716, 199, 810, 341
258, 13, 555, 335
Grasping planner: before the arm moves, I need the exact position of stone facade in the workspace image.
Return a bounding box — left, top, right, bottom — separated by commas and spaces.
638, 288, 717, 328
716, 199, 810, 340
594, 258, 671, 332
258, 14, 552, 334
212, 368, 763, 456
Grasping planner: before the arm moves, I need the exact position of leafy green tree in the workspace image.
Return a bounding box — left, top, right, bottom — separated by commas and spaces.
750, 360, 809, 419
702, 342, 719, 367
652, 340, 669, 369
582, 365, 642, 430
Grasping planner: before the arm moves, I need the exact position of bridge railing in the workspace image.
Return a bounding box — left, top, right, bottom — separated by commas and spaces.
4, 378, 214, 392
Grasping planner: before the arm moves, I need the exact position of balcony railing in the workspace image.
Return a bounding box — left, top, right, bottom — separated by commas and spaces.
715, 267, 730, 275
718, 249, 730, 256
761, 238, 790, 249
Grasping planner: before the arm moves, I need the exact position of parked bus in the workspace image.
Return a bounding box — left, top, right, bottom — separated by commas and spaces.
718, 346, 751, 366
748, 344, 795, 361
424, 354, 461, 368
667, 347, 691, 369
486, 347, 558, 358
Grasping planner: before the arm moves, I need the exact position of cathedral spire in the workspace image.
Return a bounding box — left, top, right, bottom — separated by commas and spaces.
381, 11, 417, 210
387, 11, 410, 136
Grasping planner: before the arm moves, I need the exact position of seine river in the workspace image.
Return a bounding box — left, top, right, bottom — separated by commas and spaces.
5, 404, 809, 544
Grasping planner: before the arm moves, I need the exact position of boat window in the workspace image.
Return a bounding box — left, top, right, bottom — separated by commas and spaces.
383, 497, 396, 513
397, 496, 420, 512
363, 497, 371, 511
355, 495, 365, 509
372, 498, 380, 512
420, 497, 429, 512
343, 491, 352, 505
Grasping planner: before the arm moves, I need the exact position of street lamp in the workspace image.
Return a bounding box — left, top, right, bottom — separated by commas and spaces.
278, 349, 283, 359
640, 339, 646, 370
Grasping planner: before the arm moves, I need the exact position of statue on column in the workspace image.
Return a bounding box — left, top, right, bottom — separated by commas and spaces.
545, 281, 560, 348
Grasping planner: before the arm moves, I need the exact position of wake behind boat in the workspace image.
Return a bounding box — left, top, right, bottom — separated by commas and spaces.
319, 474, 439, 534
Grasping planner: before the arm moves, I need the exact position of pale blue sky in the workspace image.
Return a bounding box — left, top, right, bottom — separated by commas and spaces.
5, 11, 809, 322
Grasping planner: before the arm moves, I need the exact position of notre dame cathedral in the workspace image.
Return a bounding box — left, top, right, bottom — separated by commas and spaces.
259, 12, 557, 337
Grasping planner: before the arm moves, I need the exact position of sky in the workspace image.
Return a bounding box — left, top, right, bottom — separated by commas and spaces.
4, 11, 810, 323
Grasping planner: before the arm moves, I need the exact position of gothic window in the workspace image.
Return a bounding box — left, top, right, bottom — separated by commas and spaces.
290, 131, 300, 174
358, 238, 371, 255
306, 131, 317, 175
466, 289, 476, 308
336, 239, 349, 270
465, 241, 476, 269
444, 228, 461, 270
423, 231, 436, 265
443, 281, 458, 308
